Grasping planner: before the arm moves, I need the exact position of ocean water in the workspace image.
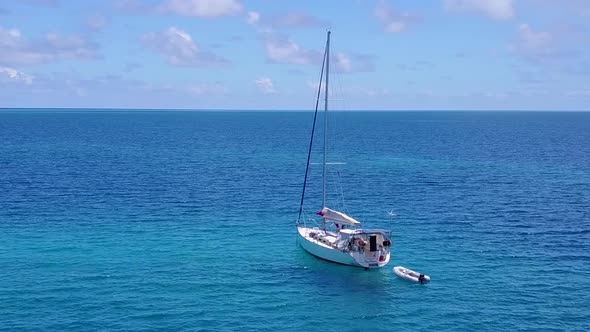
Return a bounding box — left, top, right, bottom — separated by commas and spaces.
0, 110, 589, 331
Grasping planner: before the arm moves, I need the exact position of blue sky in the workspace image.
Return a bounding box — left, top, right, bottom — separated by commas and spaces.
1, 0, 589, 110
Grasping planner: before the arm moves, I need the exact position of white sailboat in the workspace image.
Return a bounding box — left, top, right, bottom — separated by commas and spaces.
296, 31, 392, 269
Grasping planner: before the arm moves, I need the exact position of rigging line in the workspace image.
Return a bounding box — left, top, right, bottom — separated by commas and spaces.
297, 36, 328, 225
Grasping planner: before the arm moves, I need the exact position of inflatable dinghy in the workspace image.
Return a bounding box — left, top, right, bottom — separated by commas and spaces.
393, 266, 430, 284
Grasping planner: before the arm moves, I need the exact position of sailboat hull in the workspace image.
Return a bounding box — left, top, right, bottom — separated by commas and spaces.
297, 226, 390, 269
297, 227, 359, 266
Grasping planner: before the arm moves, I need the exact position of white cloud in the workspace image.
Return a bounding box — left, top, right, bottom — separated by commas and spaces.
114, 0, 147, 13
510, 23, 555, 61
335, 52, 375, 73
509, 22, 590, 89
269, 12, 327, 28
517, 24, 552, 52
246, 11, 260, 25
306, 81, 333, 99
95, 78, 229, 97
22, 0, 59, 6
306, 81, 389, 97
0, 26, 98, 65
184, 82, 227, 95
142, 26, 228, 66
246, 10, 327, 30
566, 88, 590, 97
249, 11, 376, 73
0, 70, 233, 108
335, 53, 352, 72
0, 26, 21, 48
86, 15, 107, 31
130, 79, 231, 100
444, 0, 514, 20
263, 35, 374, 72
160, 0, 242, 17
65, 79, 87, 96
265, 37, 320, 65
0, 66, 33, 84
124, 62, 143, 72
519, 0, 590, 19
346, 86, 391, 97
374, 0, 413, 33
255, 77, 276, 94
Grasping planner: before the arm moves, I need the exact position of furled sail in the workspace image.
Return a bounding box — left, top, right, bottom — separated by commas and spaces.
316, 207, 361, 226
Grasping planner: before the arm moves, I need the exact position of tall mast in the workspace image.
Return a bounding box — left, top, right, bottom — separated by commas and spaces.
322, 30, 330, 210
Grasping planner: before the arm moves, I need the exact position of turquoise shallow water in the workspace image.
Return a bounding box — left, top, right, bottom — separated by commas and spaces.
1, 110, 589, 331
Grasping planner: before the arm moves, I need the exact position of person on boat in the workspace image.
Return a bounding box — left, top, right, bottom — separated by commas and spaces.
418, 274, 426, 284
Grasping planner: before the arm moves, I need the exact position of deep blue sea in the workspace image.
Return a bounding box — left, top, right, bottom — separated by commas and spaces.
1, 110, 589, 331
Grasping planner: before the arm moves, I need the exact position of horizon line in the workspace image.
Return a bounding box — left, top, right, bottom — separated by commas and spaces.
1, 107, 589, 112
